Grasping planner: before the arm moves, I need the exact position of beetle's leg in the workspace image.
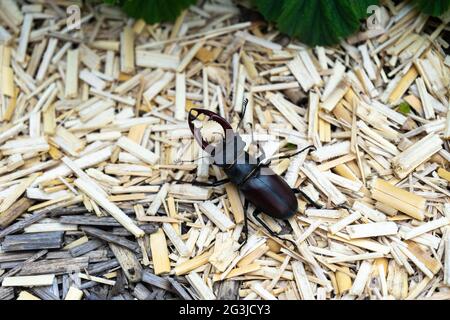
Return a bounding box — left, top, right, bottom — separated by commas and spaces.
171, 177, 230, 187
193, 178, 230, 187
292, 188, 323, 209
276, 145, 317, 161
243, 211, 249, 243
242, 200, 249, 237
254, 145, 315, 170
238, 200, 250, 248
252, 211, 297, 248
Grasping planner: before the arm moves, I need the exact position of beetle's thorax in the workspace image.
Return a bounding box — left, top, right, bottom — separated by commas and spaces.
223, 151, 259, 185
208, 132, 259, 185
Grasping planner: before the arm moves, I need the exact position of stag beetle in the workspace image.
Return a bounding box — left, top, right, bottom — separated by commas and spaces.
185, 100, 318, 242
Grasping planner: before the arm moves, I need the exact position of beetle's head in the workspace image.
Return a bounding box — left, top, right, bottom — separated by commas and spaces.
188, 108, 245, 167
209, 131, 246, 167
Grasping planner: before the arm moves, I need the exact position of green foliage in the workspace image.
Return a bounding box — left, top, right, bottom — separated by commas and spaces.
104, 0, 196, 24
104, 0, 449, 46
285, 143, 298, 150
412, 0, 450, 16
348, 0, 379, 18
253, 0, 283, 22
398, 102, 411, 115
255, 0, 379, 46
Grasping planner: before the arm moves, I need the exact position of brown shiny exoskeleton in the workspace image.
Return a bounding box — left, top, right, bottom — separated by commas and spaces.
187, 105, 318, 242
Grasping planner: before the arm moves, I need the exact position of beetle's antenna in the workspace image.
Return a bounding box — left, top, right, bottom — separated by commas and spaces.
236, 98, 249, 130
277, 145, 316, 160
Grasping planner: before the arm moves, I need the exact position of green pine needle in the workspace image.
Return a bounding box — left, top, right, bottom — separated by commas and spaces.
398, 102, 412, 115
